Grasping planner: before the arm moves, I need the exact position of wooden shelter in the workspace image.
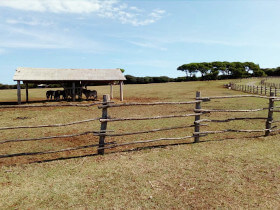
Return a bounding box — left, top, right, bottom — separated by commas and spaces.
13, 67, 126, 104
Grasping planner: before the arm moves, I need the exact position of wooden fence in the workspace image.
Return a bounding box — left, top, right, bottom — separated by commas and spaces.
1, 92, 280, 159
230, 83, 280, 96
230, 76, 280, 96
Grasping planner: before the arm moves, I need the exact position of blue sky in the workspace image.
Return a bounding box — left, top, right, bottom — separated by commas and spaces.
0, 0, 280, 84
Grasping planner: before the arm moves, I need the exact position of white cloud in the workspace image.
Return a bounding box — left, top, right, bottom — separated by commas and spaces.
0, 0, 165, 26
0, 0, 102, 13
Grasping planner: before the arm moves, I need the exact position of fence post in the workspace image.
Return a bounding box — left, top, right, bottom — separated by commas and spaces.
265, 85, 267, 95
98, 94, 110, 155
275, 87, 277, 97
270, 86, 272, 96
265, 92, 275, 136
194, 91, 201, 143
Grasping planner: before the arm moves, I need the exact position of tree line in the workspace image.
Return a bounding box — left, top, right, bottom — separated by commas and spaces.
0, 83, 61, 90
177, 61, 280, 80
1, 62, 280, 88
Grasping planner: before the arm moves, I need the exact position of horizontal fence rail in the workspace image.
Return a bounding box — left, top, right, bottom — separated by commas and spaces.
1, 91, 280, 161
0, 117, 100, 131
98, 100, 202, 109
99, 113, 202, 122
0, 130, 113, 144
194, 108, 267, 113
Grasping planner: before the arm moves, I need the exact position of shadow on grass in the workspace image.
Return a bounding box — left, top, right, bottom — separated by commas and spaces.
23, 134, 267, 165
0, 99, 100, 105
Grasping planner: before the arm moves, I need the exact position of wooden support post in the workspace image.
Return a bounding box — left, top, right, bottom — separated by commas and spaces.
245, 85, 247, 92
25, 83, 29, 103
275, 87, 277, 97
270, 86, 272, 96
257, 86, 259, 94
110, 83, 113, 99
194, 91, 201, 143
72, 82, 76, 102
265, 92, 275, 136
253, 86, 255, 93
120, 81, 124, 101
98, 94, 110, 155
261, 86, 263, 95
17, 81, 21, 105
265, 86, 267, 95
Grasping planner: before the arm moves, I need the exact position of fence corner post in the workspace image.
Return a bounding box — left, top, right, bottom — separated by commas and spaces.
265, 92, 275, 136
194, 91, 201, 143
98, 94, 110, 155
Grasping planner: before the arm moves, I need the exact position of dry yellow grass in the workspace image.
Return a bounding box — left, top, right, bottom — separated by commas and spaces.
0, 80, 280, 209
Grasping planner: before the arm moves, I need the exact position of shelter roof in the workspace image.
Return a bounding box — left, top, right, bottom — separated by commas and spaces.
13, 67, 126, 82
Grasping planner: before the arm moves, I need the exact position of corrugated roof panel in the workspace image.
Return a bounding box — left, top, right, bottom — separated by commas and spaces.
13, 67, 126, 81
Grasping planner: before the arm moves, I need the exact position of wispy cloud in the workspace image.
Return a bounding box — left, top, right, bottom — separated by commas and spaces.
125, 33, 276, 49
0, 24, 104, 51
113, 58, 172, 69
129, 41, 167, 51
6, 18, 52, 26
0, 0, 165, 26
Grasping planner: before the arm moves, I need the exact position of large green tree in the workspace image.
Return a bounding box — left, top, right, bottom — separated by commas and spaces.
177, 61, 265, 80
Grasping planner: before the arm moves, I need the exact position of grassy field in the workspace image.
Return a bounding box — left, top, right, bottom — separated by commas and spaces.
0, 80, 280, 209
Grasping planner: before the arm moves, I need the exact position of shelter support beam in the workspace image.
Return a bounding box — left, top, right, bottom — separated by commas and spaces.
17, 81, 21, 105
25, 83, 29, 103
72, 82, 75, 102
120, 81, 124, 101
110, 84, 113, 99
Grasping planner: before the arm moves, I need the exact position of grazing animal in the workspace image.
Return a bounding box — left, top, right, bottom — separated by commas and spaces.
64, 89, 72, 100
54, 90, 66, 101
46, 90, 55, 101
82, 89, 97, 100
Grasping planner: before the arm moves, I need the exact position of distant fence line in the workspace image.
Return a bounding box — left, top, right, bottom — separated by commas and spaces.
230, 83, 280, 96
229, 77, 280, 96
259, 76, 280, 88
1, 92, 280, 159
